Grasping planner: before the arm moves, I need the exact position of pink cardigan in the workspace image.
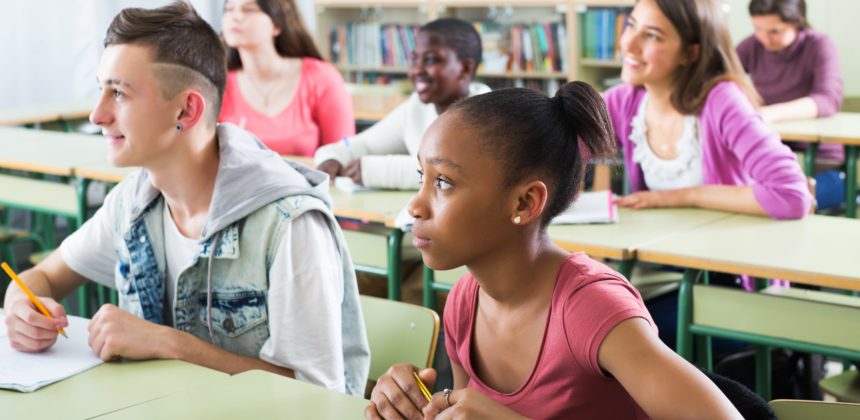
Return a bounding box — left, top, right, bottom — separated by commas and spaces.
604, 82, 811, 220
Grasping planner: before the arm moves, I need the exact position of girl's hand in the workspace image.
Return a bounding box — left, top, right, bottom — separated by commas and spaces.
343, 160, 363, 185
316, 159, 344, 180
615, 189, 689, 209
366, 364, 436, 420
422, 388, 526, 420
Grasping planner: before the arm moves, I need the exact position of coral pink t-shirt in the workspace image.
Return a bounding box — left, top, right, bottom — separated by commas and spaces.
219, 58, 355, 157
444, 253, 656, 419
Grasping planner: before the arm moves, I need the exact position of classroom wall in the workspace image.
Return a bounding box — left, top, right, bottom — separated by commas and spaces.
725, 0, 860, 99
0, 0, 316, 109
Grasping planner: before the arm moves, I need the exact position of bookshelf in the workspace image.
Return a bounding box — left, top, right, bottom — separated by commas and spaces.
316, 0, 634, 94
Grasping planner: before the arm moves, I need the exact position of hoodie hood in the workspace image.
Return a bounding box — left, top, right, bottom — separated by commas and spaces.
126, 123, 332, 240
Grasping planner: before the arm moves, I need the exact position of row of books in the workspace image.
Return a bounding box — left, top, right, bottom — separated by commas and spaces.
580, 8, 631, 61
475, 21, 569, 74
328, 21, 569, 74
329, 23, 421, 68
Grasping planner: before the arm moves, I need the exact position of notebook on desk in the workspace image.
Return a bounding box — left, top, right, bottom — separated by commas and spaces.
551, 190, 619, 225
0, 314, 103, 392
334, 176, 378, 194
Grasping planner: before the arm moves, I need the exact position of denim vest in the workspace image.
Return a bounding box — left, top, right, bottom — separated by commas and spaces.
108, 173, 370, 396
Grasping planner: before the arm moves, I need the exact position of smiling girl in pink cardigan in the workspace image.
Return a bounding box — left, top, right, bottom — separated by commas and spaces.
608, 0, 811, 220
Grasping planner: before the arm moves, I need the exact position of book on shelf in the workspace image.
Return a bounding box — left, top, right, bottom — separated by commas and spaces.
329, 22, 420, 69
580, 7, 631, 62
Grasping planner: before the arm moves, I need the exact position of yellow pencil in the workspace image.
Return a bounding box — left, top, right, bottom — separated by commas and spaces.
413, 371, 432, 402
1, 262, 68, 338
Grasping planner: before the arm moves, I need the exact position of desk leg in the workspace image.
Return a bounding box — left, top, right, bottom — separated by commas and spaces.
676, 269, 697, 361
755, 345, 772, 401
845, 145, 858, 218
387, 229, 404, 301
617, 259, 636, 280
804, 143, 818, 178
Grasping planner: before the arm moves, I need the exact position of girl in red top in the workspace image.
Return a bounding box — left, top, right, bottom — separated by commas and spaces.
365, 83, 740, 419
219, 0, 354, 156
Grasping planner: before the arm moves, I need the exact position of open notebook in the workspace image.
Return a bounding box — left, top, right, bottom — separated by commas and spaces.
333, 176, 378, 194
551, 190, 619, 225
0, 314, 103, 392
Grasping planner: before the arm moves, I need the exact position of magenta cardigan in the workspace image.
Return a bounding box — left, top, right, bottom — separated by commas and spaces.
604, 82, 812, 220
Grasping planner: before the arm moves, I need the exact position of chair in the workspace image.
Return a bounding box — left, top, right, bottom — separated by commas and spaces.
769, 399, 860, 420
819, 369, 860, 403
676, 270, 860, 401
360, 295, 440, 382
0, 173, 101, 315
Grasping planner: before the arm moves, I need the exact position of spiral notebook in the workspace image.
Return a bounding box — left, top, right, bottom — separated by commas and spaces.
0, 314, 103, 392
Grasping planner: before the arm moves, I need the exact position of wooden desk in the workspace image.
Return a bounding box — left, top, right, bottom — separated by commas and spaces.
1, 359, 228, 419
549, 208, 733, 277
352, 93, 407, 122
818, 113, 860, 218
0, 98, 95, 127
636, 214, 860, 398
74, 163, 135, 184
637, 214, 860, 291
0, 127, 105, 177
771, 113, 860, 218
94, 370, 367, 419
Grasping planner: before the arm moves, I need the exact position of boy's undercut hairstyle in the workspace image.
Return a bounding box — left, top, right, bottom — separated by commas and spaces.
449, 82, 616, 228
749, 0, 808, 30
104, 1, 227, 124
420, 18, 483, 76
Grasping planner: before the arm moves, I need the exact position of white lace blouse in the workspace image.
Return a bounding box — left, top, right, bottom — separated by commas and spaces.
630, 93, 703, 191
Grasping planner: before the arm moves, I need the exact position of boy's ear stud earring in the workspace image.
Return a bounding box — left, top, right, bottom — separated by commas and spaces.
176, 123, 182, 132
513, 215, 522, 224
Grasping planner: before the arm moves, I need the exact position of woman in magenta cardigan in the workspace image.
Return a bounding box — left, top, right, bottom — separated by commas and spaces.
608, 0, 811, 220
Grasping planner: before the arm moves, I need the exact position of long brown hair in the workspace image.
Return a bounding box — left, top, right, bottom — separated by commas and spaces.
225, 0, 322, 70
653, 0, 759, 114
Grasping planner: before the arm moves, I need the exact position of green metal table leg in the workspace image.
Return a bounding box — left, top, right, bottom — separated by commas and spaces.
804, 142, 819, 178
695, 335, 713, 371
845, 145, 857, 218
676, 269, 697, 361
617, 259, 636, 280
755, 345, 772, 401
423, 265, 436, 309
386, 229, 404, 301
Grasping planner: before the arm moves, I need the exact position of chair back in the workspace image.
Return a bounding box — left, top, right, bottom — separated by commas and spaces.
360, 295, 440, 381
770, 399, 860, 420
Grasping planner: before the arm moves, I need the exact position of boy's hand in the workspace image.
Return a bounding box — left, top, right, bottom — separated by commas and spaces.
5, 294, 68, 352
87, 304, 178, 361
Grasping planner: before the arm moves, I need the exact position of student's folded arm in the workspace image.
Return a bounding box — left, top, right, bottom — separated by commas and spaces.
314, 99, 410, 167
713, 83, 812, 219
258, 211, 348, 390
598, 318, 742, 419
360, 155, 421, 190
169, 331, 296, 377
808, 35, 843, 117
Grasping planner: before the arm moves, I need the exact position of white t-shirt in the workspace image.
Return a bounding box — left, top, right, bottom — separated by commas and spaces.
60, 192, 347, 392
